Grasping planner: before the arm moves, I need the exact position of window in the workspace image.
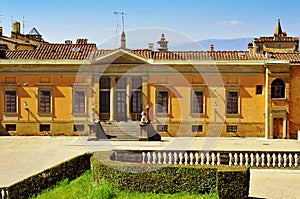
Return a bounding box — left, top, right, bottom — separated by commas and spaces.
5, 90, 17, 113
73, 90, 85, 114
192, 125, 203, 132
226, 125, 238, 133
39, 90, 51, 113
116, 78, 126, 89
156, 91, 169, 113
100, 77, 110, 89
100, 92, 110, 113
271, 79, 285, 98
132, 77, 142, 89
157, 125, 168, 132
6, 124, 16, 131
74, 124, 84, 132
226, 91, 239, 114
131, 91, 142, 113
191, 91, 204, 113
256, 85, 263, 95
40, 124, 50, 132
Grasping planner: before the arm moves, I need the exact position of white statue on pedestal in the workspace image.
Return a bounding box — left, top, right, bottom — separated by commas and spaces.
140, 111, 148, 125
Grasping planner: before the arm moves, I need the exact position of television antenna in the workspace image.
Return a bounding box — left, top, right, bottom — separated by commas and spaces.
22, 16, 28, 34
113, 11, 126, 48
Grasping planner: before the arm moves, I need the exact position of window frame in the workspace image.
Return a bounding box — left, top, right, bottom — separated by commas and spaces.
226, 90, 240, 116
72, 89, 86, 115
38, 89, 52, 114
226, 125, 238, 133
4, 89, 17, 114
155, 90, 170, 116
190, 89, 205, 115
271, 79, 285, 99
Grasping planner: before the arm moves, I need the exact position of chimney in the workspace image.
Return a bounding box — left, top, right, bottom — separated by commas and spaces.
0, 27, 2, 37
210, 44, 214, 52
76, 38, 88, 44
247, 42, 254, 54
148, 43, 154, 50
121, 31, 126, 49
65, 40, 73, 44
157, 33, 168, 51
13, 22, 21, 34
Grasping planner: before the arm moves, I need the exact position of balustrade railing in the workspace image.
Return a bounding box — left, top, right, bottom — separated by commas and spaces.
0, 187, 8, 199
140, 151, 300, 168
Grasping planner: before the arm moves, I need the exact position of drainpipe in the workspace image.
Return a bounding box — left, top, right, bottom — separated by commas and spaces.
265, 66, 269, 139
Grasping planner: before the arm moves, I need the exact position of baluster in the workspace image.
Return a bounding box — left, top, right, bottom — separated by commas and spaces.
272, 153, 276, 167
283, 154, 287, 167
152, 152, 156, 164
184, 152, 188, 165
217, 153, 221, 165
234, 153, 238, 166
147, 152, 151, 164
261, 153, 265, 167
229, 153, 233, 166
195, 153, 199, 165
255, 153, 260, 167
142, 152, 145, 163
245, 153, 249, 166
273, 153, 282, 167
294, 154, 298, 167
267, 153, 271, 167
250, 153, 254, 167
206, 153, 210, 165
163, 152, 167, 164
168, 152, 173, 164
179, 152, 183, 165
173, 152, 178, 164
190, 152, 194, 165
200, 153, 205, 165
211, 153, 216, 165
239, 153, 243, 166
289, 154, 293, 167
157, 152, 162, 164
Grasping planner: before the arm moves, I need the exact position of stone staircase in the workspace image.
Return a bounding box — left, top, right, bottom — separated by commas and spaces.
99, 121, 140, 141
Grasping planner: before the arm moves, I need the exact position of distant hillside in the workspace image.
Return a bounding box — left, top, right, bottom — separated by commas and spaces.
170, 38, 253, 51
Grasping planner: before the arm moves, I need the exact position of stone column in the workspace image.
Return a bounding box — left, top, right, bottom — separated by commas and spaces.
126, 77, 132, 120
109, 77, 116, 121
142, 76, 148, 117
283, 116, 287, 139
93, 81, 100, 121
265, 67, 269, 139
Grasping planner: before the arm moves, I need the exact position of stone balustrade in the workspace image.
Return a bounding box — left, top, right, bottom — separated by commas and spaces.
140, 151, 300, 168
0, 187, 8, 199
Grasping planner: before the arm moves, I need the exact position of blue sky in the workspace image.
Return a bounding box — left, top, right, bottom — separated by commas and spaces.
1, 0, 300, 49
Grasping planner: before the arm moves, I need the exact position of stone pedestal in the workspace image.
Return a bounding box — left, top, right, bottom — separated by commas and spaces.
139, 124, 148, 141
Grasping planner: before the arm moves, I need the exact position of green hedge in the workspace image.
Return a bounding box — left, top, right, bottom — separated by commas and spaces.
91, 151, 250, 198
7, 153, 92, 199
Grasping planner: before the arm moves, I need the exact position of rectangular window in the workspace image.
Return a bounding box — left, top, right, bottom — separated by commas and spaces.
157, 125, 168, 132
226, 125, 238, 133
100, 92, 110, 113
192, 125, 203, 132
256, 85, 263, 95
39, 90, 51, 113
191, 91, 204, 113
100, 77, 110, 89
6, 124, 16, 131
73, 90, 85, 114
131, 91, 142, 113
40, 124, 50, 132
5, 90, 17, 113
156, 91, 169, 113
226, 91, 239, 114
73, 124, 84, 132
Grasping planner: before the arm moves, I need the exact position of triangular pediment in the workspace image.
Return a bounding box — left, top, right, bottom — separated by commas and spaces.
92, 49, 149, 64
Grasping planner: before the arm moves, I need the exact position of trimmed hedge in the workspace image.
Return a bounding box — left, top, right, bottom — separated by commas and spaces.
91, 151, 250, 198
7, 153, 92, 199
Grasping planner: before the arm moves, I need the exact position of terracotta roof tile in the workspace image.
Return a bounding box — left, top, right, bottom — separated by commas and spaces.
254, 36, 299, 42
271, 53, 300, 63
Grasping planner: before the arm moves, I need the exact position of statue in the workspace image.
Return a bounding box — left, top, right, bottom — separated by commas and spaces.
140, 111, 148, 125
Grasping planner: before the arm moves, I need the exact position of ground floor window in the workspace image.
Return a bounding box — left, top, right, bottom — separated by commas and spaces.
226, 125, 238, 133
192, 125, 203, 132
73, 90, 86, 114
156, 91, 169, 113
226, 91, 239, 114
39, 90, 51, 113
5, 90, 17, 113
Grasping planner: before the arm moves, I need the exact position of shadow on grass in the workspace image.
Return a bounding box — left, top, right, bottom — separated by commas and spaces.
248, 197, 266, 199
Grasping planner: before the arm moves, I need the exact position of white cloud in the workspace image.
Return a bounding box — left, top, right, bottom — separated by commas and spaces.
218, 20, 241, 26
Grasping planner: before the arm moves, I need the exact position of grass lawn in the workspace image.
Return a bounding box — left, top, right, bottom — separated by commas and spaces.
32, 170, 218, 199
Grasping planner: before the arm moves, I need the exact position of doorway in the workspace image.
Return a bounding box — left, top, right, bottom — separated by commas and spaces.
116, 91, 127, 121
273, 118, 283, 139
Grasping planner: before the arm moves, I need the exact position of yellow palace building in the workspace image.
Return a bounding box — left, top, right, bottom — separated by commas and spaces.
1, 20, 300, 139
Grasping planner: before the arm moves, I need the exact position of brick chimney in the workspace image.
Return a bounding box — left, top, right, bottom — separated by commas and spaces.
210, 44, 215, 52
13, 22, 21, 34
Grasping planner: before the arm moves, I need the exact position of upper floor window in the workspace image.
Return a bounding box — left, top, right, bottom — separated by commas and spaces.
191, 91, 204, 113
39, 90, 51, 113
271, 79, 285, 99
226, 91, 239, 114
73, 90, 86, 114
5, 90, 17, 113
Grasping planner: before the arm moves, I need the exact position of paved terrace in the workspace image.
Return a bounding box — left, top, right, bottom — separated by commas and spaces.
0, 136, 300, 199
